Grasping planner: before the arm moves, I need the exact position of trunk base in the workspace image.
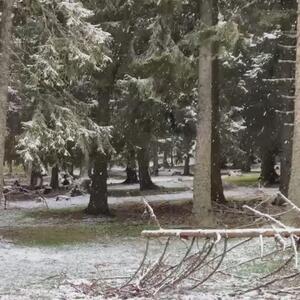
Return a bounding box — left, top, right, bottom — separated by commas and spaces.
190, 211, 216, 228
85, 153, 110, 216
84, 206, 112, 216
140, 182, 159, 191
137, 147, 158, 191
123, 167, 139, 184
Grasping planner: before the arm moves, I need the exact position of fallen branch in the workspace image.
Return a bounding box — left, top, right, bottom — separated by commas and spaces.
235, 271, 300, 296
243, 205, 287, 229
142, 197, 161, 229
142, 228, 300, 239
277, 192, 300, 214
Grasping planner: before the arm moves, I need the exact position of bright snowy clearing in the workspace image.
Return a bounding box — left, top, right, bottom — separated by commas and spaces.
0, 171, 294, 299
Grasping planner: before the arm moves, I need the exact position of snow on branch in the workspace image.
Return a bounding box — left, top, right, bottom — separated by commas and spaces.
262, 78, 295, 83
141, 228, 300, 239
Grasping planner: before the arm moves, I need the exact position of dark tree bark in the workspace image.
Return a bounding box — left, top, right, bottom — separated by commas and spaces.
280, 144, 292, 195
85, 152, 110, 215
260, 150, 279, 185
278, 0, 297, 196
0, 0, 13, 197
170, 149, 174, 168
211, 29, 226, 204
30, 171, 37, 187
30, 169, 43, 188
137, 147, 158, 191
183, 154, 191, 176
87, 161, 93, 179
152, 141, 159, 176
287, 0, 300, 204
8, 160, 12, 175
241, 153, 252, 173
123, 150, 139, 184
163, 150, 170, 168
5, 135, 16, 176
124, 166, 139, 184
50, 165, 59, 190
86, 87, 111, 215
68, 164, 74, 177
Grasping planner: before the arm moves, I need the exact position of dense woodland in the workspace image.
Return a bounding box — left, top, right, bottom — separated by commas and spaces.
2, 0, 300, 298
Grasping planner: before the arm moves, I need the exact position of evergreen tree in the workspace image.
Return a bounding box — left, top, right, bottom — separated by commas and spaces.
12, 1, 112, 195
0, 0, 14, 198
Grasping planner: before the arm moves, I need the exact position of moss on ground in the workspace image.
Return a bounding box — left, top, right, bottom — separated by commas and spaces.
25, 207, 86, 220
223, 172, 260, 187
0, 222, 153, 246
237, 259, 284, 277
108, 186, 189, 197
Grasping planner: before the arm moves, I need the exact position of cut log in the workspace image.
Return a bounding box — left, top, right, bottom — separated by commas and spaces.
278, 60, 296, 64
262, 78, 295, 82
281, 95, 296, 100
278, 44, 296, 50
142, 228, 300, 239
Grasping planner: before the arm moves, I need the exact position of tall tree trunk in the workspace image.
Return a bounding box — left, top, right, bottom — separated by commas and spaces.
137, 147, 158, 191
170, 148, 174, 168
30, 169, 43, 188
278, 0, 297, 196
288, 1, 300, 210
85, 152, 110, 215
30, 170, 37, 187
123, 149, 139, 184
7, 160, 13, 175
163, 150, 169, 168
68, 164, 74, 177
260, 150, 278, 185
50, 165, 59, 190
241, 151, 252, 173
183, 154, 190, 176
193, 0, 222, 226
0, 0, 13, 199
211, 38, 225, 204
152, 141, 159, 176
86, 88, 111, 215
280, 127, 293, 195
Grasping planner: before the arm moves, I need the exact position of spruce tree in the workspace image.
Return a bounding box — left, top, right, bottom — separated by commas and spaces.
0, 0, 14, 198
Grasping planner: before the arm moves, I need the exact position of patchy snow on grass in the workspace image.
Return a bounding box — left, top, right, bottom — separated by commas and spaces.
0, 238, 147, 299
0, 173, 284, 299
4, 186, 278, 212
0, 237, 293, 299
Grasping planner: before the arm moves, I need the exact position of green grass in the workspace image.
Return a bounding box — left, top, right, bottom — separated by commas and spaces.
10, 208, 154, 246
108, 186, 189, 197
0, 222, 153, 246
25, 207, 86, 221
223, 172, 260, 187
237, 259, 282, 277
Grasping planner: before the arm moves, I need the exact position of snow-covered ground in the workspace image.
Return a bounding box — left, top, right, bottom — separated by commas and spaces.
0, 236, 293, 299
0, 237, 148, 299
4, 174, 277, 211
107, 174, 194, 189
6, 186, 277, 211
0, 174, 285, 299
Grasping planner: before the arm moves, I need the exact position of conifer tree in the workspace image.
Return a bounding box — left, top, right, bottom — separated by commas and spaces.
0, 0, 14, 198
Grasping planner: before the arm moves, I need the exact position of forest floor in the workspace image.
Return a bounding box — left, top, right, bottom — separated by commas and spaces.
0, 169, 297, 299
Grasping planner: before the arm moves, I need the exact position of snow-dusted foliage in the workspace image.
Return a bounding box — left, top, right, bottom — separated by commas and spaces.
13, 0, 112, 168
114, 75, 165, 148
245, 53, 273, 79
18, 104, 112, 167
